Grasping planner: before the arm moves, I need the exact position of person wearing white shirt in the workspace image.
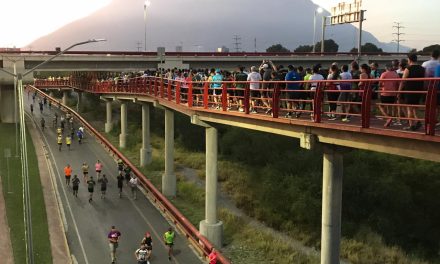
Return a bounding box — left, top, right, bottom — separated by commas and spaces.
308, 65, 324, 120
421, 50, 440, 77
247, 66, 262, 113
129, 176, 138, 200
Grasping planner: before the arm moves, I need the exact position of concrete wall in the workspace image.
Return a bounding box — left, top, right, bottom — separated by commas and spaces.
0, 85, 17, 123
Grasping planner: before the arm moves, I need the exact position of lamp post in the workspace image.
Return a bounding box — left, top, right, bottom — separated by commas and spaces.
312, 7, 323, 53
144, 0, 151, 52
0, 38, 105, 264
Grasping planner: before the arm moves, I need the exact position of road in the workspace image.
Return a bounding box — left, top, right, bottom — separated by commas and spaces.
27, 95, 202, 264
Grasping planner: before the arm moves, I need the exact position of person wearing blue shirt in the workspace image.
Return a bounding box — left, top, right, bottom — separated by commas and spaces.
211, 69, 223, 109
284, 65, 303, 118
435, 64, 440, 125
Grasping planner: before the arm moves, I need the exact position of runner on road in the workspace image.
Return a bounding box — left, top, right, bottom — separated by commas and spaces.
124, 165, 132, 186
64, 164, 72, 186
66, 135, 72, 151
116, 171, 124, 198
98, 174, 109, 199
40, 117, 45, 131
57, 134, 63, 151
95, 160, 103, 180
72, 175, 80, 197
87, 176, 96, 202
81, 162, 89, 182
129, 175, 138, 200
77, 129, 83, 144
108, 226, 121, 264
164, 227, 175, 261
135, 244, 149, 264
141, 232, 153, 261
117, 158, 124, 172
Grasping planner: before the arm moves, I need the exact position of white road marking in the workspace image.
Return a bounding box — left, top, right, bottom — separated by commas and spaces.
41, 132, 90, 264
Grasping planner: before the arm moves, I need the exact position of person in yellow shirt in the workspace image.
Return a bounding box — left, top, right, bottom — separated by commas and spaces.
66, 135, 72, 151
57, 134, 63, 151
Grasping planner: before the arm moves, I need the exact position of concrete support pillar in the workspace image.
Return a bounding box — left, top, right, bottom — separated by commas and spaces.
199, 126, 223, 248
162, 109, 176, 197
62, 91, 68, 105
77, 91, 83, 112
321, 145, 343, 264
140, 103, 153, 166
119, 102, 127, 149
104, 100, 113, 133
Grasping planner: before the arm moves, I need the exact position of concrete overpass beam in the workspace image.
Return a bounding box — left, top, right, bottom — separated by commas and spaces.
104, 100, 113, 133
162, 109, 176, 197
140, 103, 152, 166
321, 144, 343, 264
199, 125, 223, 248
119, 102, 128, 149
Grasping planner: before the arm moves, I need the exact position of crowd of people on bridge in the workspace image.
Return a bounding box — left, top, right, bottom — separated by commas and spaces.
66, 50, 440, 132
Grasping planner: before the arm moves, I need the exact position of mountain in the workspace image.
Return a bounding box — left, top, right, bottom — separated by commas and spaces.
29, 0, 405, 52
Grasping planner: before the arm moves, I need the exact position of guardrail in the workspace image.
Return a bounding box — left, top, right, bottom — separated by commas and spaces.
35, 76, 440, 137
27, 85, 230, 264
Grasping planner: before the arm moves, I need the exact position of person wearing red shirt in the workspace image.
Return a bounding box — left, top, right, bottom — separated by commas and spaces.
208, 248, 217, 264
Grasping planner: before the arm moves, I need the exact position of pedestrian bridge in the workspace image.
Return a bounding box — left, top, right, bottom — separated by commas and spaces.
32, 75, 440, 264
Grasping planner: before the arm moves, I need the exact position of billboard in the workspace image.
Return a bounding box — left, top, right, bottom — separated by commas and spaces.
330, 0, 363, 25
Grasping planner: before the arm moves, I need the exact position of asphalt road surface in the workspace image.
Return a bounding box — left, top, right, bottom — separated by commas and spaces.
27, 94, 202, 264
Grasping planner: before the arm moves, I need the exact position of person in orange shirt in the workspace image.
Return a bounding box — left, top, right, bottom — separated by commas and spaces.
64, 164, 72, 186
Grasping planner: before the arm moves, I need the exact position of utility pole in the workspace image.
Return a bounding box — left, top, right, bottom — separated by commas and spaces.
136, 41, 142, 52
393, 22, 405, 53
233, 35, 242, 52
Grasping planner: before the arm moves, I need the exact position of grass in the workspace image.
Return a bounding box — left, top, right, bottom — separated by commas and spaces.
85, 105, 432, 264
0, 124, 52, 263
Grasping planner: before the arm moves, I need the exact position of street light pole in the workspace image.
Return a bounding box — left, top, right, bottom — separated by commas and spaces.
321, 16, 327, 53
144, 1, 151, 52
0, 38, 105, 264
312, 7, 323, 53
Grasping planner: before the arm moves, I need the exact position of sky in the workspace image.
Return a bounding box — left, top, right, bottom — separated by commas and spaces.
0, 0, 112, 48
0, 0, 438, 50
312, 0, 440, 50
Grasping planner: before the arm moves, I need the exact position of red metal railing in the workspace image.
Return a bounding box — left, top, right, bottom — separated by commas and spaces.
34, 76, 440, 137
27, 85, 229, 264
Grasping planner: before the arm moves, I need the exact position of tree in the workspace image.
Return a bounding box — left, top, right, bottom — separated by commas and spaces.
266, 44, 290, 53
294, 45, 313, 52
350, 42, 383, 53
314, 39, 339, 52
422, 44, 440, 53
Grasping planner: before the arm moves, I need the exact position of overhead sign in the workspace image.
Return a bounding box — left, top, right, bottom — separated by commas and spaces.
330, 0, 363, 25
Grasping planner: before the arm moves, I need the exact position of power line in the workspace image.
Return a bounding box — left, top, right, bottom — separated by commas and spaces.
392, 22, 405, 53
233, 35, 241, 52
